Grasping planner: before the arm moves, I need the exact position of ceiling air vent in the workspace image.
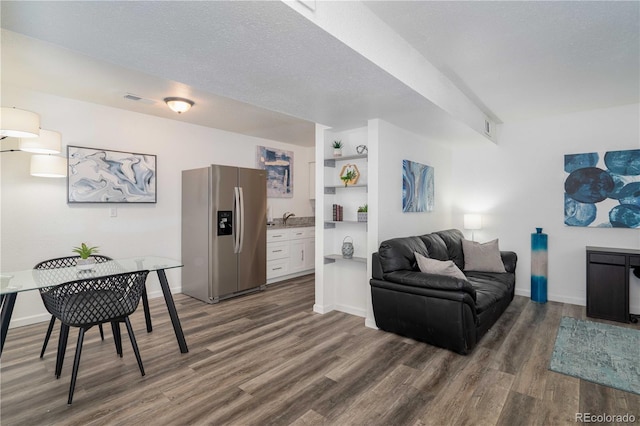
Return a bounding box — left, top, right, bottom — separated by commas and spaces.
123, 93, 156, 105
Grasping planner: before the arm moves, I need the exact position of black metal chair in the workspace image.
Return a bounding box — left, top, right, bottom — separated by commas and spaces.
34, 255, 113, 359
40, 270, 150, 404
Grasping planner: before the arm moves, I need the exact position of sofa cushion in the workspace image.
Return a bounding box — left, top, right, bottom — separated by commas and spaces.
419, 233, 449, 261
415, 252, 467, 281
466, 272, 514, 314
434, 229, 466, 270
378, 236, 428, 273
462, 239, 507, 273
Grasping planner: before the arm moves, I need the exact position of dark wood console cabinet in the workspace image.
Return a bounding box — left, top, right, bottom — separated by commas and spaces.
586, 246, 640, 323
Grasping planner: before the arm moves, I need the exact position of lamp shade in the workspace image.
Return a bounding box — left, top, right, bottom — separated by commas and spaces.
164, 97, 194, 114
19, 129, 61, 154
464, 214, 482, 230
30, 155, 67, 178
0, 107, 40, 138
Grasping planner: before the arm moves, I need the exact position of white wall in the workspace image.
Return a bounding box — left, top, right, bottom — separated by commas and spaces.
452, 103, 640, 311
377, 119, 455, 243
1, 87, 314, 327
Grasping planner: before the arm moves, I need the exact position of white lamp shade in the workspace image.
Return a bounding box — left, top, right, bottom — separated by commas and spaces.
0, 107, 40, 138
464, 214, 482, 230
30, 155, 67, 178
164, 97, 194, 114
19, 129, 62, 154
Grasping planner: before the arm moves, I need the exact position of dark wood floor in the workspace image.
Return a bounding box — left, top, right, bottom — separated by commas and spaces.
1, 274, 638, 425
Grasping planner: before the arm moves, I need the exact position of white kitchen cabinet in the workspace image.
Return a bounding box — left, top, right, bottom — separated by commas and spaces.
267, 227, 315, 283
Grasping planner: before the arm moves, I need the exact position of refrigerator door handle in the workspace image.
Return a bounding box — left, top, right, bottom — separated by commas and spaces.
233, 187, 241, 254
238, 187, 245, 253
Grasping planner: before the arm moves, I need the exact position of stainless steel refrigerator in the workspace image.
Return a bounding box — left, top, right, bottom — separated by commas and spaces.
181, 165, 267, 303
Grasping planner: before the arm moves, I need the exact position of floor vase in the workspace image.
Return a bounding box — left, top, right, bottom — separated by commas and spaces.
531, 228, 548, 303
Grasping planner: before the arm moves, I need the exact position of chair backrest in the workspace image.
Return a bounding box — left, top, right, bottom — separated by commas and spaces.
34, 255, 112, 270
34, 255, 116, 302
40, 270, 150, 327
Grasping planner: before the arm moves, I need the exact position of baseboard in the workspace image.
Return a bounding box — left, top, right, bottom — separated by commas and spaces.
334, 304, 366, 318
514, 288, 585, 306
313, 303, 334, 314
146, 286, 181, 300
267, 269, 314, 285
9, 313, 50, 328
365, 317, 378, 329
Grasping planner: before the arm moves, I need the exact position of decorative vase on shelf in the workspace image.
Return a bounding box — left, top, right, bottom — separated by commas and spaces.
357, 212, 368, 222
341, 236, 354, 259
531, 227, 548, 303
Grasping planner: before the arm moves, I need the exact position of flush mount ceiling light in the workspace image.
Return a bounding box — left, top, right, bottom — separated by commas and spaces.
0, 107, 41, 139
19, 129, 62, 154
164, 97, 194, 114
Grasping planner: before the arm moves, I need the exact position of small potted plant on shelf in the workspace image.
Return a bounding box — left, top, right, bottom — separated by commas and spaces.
340, 169, 357, 187
357, 204, 368, 222
72, 242, 100, 271
332, 140, 343, 157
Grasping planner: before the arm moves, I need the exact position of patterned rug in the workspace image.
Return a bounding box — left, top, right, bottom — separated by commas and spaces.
549, 317, 640, 395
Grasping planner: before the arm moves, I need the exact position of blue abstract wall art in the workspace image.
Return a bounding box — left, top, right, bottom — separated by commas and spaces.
564, 149, 640, 228
68, 146, 156, 203
402, 159, 434, 212
256, 146, 293, 198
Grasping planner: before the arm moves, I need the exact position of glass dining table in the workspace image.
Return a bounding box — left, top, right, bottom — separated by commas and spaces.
0, 256, 189, 357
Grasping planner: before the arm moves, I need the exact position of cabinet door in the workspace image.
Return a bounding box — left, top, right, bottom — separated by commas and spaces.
587, 262, 628, 322
289, 240, 305, 272
304, 238, 315, 270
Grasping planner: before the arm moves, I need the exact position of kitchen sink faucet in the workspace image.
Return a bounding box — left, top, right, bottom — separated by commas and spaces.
283, 212, 295, 226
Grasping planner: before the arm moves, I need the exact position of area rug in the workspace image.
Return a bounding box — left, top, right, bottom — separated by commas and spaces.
549, 316, 640, 395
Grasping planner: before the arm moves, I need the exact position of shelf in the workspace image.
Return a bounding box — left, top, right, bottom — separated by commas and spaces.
324, 254, 367, 264
324, 184, 367, 194
324, 220, 367, 229
324, 154, 368, 168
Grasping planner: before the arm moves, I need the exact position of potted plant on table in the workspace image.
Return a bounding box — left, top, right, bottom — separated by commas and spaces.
72, 243, 100, 271
357, 204, 368, 222
332, 140, 343, 157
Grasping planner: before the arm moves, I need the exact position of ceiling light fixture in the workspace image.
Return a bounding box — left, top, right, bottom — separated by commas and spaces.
164, 97, 194, 114
19, 129, 62, 154
30, 155, 67, 178
0, 107, 41, 139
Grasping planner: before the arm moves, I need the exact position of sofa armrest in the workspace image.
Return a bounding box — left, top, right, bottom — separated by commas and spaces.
382, 270, 476, 300
500, 251, 518, 273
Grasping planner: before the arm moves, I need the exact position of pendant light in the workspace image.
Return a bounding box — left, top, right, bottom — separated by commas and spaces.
19, 129, 62, 154
30, 155, 67, 178
0, 107, 40, 138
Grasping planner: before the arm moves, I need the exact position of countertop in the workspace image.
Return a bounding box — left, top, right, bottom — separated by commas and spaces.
267, 223, 314, 230
267, 216, 315, 230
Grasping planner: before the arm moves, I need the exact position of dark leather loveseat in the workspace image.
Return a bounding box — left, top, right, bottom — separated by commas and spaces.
370, 229, 517, 355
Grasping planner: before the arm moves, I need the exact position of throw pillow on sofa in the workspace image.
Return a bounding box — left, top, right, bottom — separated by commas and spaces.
414, 252, 467, 280
462, 239, 506, 273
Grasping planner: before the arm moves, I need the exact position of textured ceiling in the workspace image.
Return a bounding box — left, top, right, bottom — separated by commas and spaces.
365, 1, 640, 122
1, 1, 638, 146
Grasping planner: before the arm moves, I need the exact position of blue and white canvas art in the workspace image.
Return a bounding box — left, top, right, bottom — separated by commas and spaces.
256, 146, 293, 198
402, 159, 434, 212
68, 146, 156, 203
564, 149, 640, 228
